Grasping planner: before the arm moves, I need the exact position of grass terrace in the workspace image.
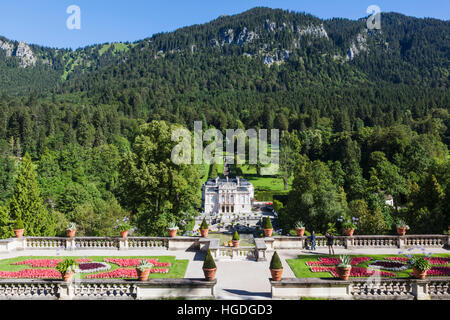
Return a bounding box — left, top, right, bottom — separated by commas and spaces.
287, 254, 450, 279
0, 256, 188, 280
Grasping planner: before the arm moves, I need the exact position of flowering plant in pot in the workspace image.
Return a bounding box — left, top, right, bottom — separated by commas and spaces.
396, 220, 410, 236
338, 216, 357, 236
202, 249, 217, 281
409, 257, 431, 280
262, 217, 273, 237
136, 259, 153, 281
294, 220, 305, 237
66, 222, 77, 238
200, 218, 209, 238
13, 218, 25, 238
232, 231, 240, 247
56, 258, 78, 282
336, 255, 352, 280
168, 222, 178, 237
269, 251, 283, 281
114, 217, 131, 238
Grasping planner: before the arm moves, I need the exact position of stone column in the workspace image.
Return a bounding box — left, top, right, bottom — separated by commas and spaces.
66, 238, 76, 251
58, 282, 74, 300
398, 236, 406, 249
412, 281, 431, 300
119, 238, 129, 250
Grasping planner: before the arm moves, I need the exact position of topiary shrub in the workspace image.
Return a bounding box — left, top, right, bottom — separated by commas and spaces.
200, 218, 209, 230
14, 218, 24, 230
270, 251, 283, 270
262, 217, 273, 229
232, 231, 240, 241
203, 249, 216, 269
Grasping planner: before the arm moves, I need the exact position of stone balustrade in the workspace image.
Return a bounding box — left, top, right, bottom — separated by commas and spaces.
270, 277, 450, 300
0, 279, 216, 300
268, 234, 450, 250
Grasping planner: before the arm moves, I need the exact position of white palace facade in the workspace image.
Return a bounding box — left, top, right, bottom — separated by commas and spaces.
202, 177, 254, 216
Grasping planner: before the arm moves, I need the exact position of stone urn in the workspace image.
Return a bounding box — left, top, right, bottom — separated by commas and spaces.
200, 228, 209, 238
62, 272, 75, 282
295, 227, 305, 237
203, 267, 217, 281
14, 229, 24, 238
344, 229, 354, 236
264, 228, 273, 237
397, 227, 407, 236
336, 266, 352, 280
168, 228, 178, 237
136, 268, 151, 281
120, 230, 129, 238
66, 229, 76, 238
270, 268, 283, 281
412, 268, 427, 280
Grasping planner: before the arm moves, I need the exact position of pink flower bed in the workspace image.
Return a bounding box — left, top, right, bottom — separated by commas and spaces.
0, 269, 61, 279
104, 258, 171, 267
426, 267, 450, 277
13, 258, 92, 268
310, 266, 396, 278
85, 268, 169, 279
306, 257, 371, 266
386, 257, 450, 265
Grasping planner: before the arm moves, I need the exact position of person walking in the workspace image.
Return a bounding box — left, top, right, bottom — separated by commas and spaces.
326, 232, 335, 255
310, 231, 316, 251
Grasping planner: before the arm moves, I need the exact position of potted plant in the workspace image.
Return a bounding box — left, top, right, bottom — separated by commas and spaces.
202, 249, 217, 281
336, 255, 352, 280
136, 259, 153, 281
339, 216, 357, 236
269, 251, 283, 281
200, 218, 209, 238
294, 220, 306, 237
13, 218, 25, 238
115, 217, 131, 238
409, 257, 431, 280
56, 258, 78, 282
66, 222, 77, 238
396, 220, 410, 236
262, 217, 273, 237
232, 231, 240, 247
168, 222, 178, 237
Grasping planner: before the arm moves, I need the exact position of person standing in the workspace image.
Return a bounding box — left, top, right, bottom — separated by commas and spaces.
326, 232, 335, 255
310, 231, 316, 251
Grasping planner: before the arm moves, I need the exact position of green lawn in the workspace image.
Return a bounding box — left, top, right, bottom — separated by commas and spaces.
0, 256, 188, 279
287, 254, 450, 279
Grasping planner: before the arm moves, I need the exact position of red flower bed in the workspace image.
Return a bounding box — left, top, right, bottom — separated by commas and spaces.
310, 266, 396, 278
0, 269, 61, 279
13, 258, 92, 268
427, 267, 450, 276
306, 257, 371, 266
104, 258, 171, 267
386, 257, 450, 265
85, 268, 169, 279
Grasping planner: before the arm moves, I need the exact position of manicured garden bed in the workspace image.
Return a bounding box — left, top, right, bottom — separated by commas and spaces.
287, 254, 450, 279
0, 256, 188, 280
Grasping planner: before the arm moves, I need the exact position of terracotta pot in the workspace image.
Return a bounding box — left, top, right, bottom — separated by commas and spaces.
336, 266, 352, 280
270, 268, 283, 281
168, 229, 178, 237
120, 230, 129, 238
136, 268, 151, 281
397, 227, 407, 236
264, 228, 273, 237
344, 229, 354, 236
412, 267, 427, 280
66, 229, 76, 238
200, 228, 209, 238
14, 229, 24, 238
62, 272, 74, 282
203, 267, 217, 281
295, 227, 305, 237
232, 240, 239, 248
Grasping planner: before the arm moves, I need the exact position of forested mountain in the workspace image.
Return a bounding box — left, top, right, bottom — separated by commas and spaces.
0, 7, 449, 237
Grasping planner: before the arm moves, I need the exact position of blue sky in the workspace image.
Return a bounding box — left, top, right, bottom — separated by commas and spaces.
0, 0, 448, 49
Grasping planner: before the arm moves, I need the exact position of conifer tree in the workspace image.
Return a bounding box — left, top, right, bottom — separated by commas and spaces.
9, 153, 55, 236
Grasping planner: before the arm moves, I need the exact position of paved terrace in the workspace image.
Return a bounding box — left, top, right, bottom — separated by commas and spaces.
1, 243, 448, 300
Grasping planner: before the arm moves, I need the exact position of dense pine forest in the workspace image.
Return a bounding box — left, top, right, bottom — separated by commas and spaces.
0, 7, 449, 237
